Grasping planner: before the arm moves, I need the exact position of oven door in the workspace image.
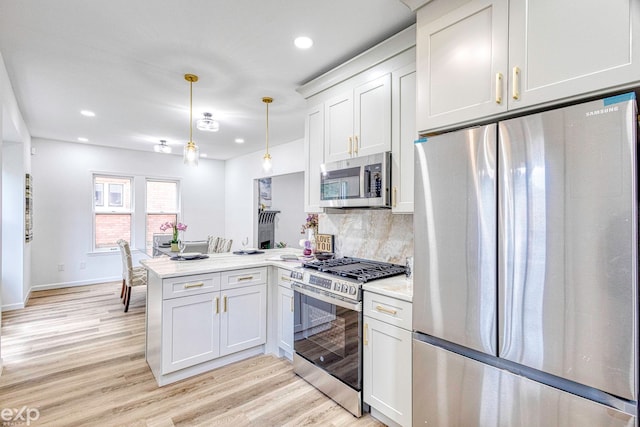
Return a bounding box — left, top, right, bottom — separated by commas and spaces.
292, 282, 362, 391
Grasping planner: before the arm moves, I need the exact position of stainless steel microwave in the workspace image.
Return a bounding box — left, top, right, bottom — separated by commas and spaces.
319, 152, 391, 208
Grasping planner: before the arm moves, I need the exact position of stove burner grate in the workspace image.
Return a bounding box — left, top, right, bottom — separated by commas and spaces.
303, 257, 406, 282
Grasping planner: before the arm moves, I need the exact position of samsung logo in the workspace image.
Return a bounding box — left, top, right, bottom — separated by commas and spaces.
585, 105, 618, 117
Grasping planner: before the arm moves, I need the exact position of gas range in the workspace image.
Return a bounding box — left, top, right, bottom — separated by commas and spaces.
290, 257, 407, 302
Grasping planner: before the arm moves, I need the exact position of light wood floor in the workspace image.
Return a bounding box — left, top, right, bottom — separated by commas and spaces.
0, 282, 384, 426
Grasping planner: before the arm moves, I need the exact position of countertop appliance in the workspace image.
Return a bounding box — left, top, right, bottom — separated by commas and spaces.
413, 93, 638, 426
291, 257, 406, 417
319, 152, 391, 208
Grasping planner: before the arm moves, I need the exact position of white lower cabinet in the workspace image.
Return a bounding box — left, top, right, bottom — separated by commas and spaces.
162, 292, 220, 374
277, 284, 294, 357
152, 268, 268, 381
276, 268, 298, 359
364, 291, 413, 427
220, 284, 267, 356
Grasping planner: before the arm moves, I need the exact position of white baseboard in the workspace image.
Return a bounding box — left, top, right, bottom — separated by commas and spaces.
30, 276, 121, 292
2, 277, 119, 311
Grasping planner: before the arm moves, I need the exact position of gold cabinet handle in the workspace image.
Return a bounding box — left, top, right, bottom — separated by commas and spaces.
512, 67, 520, 100
354, 135, 359, 154
376, 305, 397, 315
183, 282, 204, 289
495, 72, 503, 104
223, 295, 228, 312
290, 296, 294, 313
238, 276, 254, 281
280, 276, 291, 282
215, 297, 219, 314
348, 137, 353, 155
364, 323, 368, 346
392, 186, 398, 208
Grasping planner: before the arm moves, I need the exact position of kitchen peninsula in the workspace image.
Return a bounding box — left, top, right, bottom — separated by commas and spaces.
140, 249, 304, 386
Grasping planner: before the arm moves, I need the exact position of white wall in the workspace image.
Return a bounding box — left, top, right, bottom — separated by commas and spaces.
271, 172, 305, 249
2, 142, 24, 310
225, 139, 304, 251
30, 138, 225, 290
1, 51, 32, 370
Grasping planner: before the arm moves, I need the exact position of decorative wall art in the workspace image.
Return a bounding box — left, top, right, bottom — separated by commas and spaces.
25, 173, 33, 242
258, 177, 272, 209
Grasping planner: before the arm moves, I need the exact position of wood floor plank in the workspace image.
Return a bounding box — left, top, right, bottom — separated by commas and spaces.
0, 282, 384, 426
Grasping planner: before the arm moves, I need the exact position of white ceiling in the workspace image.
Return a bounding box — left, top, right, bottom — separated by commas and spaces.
0, 0, 415, 160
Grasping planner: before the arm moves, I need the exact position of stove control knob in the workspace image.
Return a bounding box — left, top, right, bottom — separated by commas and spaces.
334, 283, 341, 291
349, 286, 357, 295
341, 284, 348, 293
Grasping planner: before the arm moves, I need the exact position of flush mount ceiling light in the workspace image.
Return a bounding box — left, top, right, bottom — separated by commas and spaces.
183, 73, 200, 166
196, 112, 220, 132
80, 110, 95, 117
154, 139, 172, 154
262, 96, 273, 172
294, 36, 313, 49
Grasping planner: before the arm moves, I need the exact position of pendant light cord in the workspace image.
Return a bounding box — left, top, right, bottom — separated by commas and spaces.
265, 101, 269, 155
189, 79, 193, 144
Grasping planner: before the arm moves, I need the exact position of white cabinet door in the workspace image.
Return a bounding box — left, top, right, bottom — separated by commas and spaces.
354, 74, 392, 157
391, 63, 416, 214
162, 292, 220, 374
417, 0, 509, 133
277, 285, 294, 357
304, 103, 324, 213
508, 0, 640, 110
220, 284, 267, 356
324, 74, 392, 163
363, 316, 412, 427
324, 92, 354, 162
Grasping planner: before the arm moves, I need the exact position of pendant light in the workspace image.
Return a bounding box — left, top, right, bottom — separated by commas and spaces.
262, 96, 273, 172
196, 112, 220, 132
183, 73, 200, 166
154, 139, 172, 153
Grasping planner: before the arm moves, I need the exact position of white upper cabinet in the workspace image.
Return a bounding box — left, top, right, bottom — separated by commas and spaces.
325, 74, 391, 163
391, 63, 417, 214
417, 0, 640, 133
417, 0, 509, 133
508, 0, 640, 110
304, 104, 324, 213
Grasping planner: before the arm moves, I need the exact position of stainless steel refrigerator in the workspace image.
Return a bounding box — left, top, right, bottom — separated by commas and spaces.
413, 93, 638, 426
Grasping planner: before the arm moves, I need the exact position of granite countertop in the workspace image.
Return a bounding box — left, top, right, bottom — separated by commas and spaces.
140, 248, 305, 278
363, 276, 413, 302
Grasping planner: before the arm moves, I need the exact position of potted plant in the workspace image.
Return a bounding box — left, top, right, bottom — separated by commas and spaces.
160, 221, 188, 252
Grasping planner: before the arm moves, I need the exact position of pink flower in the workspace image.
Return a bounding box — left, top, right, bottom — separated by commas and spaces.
159, 221, 187, 242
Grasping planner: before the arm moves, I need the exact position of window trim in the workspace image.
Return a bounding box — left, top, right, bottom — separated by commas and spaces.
92, 173, 134, 252
145, 178, 182, 255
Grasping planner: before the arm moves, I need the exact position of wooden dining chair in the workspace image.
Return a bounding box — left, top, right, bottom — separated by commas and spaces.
116, 239, 147, 312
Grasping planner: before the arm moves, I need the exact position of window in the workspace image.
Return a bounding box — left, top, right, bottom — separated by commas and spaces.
93, 175, 132, 250
108, 183, 123, 207
146, 179, 180, 254
94, 183, 104, 206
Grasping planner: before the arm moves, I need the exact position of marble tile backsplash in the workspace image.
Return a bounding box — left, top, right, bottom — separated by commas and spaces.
319, 210, 413, 264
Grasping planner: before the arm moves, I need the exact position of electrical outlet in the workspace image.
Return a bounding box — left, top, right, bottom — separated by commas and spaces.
80, 261, 86, 270
58, 264, 65, 272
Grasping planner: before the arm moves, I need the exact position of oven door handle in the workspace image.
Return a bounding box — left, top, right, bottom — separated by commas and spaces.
292, 283, 362, 312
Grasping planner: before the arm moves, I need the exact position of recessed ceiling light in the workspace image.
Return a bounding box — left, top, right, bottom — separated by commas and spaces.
80, 110, 95, 117
200, 153, 208, 158
294, 36, 313, 49
234, 138, 245, 144
78, 137, 89, 142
